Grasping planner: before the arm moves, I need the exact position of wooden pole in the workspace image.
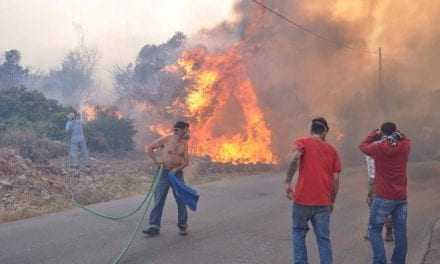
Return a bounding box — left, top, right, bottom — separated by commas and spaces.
378, 47, 383, 90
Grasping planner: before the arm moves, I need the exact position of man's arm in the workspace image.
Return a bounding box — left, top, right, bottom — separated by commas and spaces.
147, 136, 168, 165
359, 129, 382, 157
65, 121, 72, 133
285, 149, 302, 199
331, 173, 340, 203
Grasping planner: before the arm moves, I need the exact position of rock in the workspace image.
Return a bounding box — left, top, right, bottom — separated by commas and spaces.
16, 175, 27, 185
0, 180, 13, 190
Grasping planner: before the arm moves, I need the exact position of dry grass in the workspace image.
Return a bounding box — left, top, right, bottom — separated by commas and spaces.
0, 200, 73, 223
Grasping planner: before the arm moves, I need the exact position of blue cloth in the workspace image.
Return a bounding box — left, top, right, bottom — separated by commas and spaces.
147, 169, 188, 229
292, 203, 333, 264
168, 171, 199, 211
369, 197, 407, 264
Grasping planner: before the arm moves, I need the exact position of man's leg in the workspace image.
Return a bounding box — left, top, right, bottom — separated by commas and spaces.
390, 201, 407, 264
365, 181, 374, 240
78, 139, 90, 167
171, 171, 188, 235
365, 200, 373, 240
69, 141, 80, 168
292, 204, 310, 264
369, 197, 393, 264
144, 169, 170, 234
311, 206, 333, 264
384, 216, 394, 242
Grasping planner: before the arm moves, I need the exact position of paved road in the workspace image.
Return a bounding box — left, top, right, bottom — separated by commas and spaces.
0, 165, 439, 264
423, 218, 440, 264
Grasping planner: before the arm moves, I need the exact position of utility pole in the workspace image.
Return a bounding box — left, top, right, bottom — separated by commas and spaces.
378, 47, 383, 90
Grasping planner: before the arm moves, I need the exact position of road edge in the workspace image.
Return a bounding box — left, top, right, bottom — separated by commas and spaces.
421, 217, 440, 264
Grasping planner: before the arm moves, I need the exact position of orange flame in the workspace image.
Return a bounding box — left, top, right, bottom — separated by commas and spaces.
177, 47, 277, 164
149, 124, 172, 137
81, 105, 123, 121
82, 105, 97, 121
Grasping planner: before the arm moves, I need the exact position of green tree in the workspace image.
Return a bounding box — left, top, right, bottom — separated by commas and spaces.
85, 106, 137, 153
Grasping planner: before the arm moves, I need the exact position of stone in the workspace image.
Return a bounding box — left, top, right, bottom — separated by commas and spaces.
0, 180, 13, 190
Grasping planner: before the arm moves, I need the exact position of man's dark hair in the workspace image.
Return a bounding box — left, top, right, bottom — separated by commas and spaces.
311, 117, 329, 135
381, 122, 397, 136
174, 121, 189, 129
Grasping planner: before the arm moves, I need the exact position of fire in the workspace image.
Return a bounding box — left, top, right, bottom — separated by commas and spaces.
82, 105, 97, 121
177, 47, 276, 164
185, 70, 218, 116
81, 105, 123, 121
149, 124, 172, 137
161, 65, 179, 74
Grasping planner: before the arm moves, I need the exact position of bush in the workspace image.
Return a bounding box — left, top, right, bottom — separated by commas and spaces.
85, 106, 137, 153
0, 86, 74, 140
0, 127, 66, 163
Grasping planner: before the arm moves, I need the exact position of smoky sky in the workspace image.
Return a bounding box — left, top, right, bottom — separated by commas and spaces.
0, 0, 237, 71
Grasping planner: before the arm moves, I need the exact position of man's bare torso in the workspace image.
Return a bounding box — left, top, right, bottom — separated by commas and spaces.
158, 135, 188, 169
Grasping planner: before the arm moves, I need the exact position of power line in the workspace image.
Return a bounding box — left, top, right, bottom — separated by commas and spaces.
249, 0, 378, 55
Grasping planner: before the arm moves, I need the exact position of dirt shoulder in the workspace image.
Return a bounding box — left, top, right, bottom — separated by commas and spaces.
0, 148, 273, 223
0, 149, 154, 223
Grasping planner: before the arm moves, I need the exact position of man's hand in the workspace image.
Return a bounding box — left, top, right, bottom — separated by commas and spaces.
285, 182, 293, 200
366, 195, 372, 207
152, 158, 162, 166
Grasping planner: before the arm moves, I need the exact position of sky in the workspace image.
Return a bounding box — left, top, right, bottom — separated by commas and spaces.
0, 0, 237, 72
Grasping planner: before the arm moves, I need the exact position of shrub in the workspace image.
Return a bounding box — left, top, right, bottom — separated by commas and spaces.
85, 106, 137, 153
0, 86, 74, 140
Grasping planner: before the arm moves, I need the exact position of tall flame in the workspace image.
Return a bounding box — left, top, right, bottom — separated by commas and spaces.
177, 47, 276, 164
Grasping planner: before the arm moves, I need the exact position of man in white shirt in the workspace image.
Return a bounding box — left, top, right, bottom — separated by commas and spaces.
65, 112, 89, 171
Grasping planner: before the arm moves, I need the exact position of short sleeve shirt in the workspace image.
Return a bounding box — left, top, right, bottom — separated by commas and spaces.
293, 137, 341, 206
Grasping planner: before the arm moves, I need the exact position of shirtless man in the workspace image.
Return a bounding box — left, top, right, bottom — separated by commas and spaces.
143, 121, 190, 237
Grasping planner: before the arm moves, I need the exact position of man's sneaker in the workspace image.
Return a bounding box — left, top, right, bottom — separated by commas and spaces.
385, 228, 394, 242
177, 224, 188, 236
143, 227, 160, 237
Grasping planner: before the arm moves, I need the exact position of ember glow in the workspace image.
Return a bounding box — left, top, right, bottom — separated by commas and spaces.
177, 47, 276, 164
82, 105, 98, 121
81, 105, 123, 121
150, 123, 172, 137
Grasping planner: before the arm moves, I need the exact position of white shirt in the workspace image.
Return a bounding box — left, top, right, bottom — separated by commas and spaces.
366, 155, 375, 179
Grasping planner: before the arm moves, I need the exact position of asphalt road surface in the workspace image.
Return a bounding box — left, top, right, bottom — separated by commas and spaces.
0, 165, 439, 264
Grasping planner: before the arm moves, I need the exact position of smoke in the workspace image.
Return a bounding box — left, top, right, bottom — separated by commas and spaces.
7, 0, 437, 164
212, 0, 440, 164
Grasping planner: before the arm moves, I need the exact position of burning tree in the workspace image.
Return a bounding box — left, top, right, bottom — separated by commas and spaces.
176, 46, 277, 164
114, 32, 186, 105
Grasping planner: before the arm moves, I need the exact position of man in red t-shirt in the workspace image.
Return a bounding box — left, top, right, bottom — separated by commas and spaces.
359, 122, 410, 264
285, 117, 341, 264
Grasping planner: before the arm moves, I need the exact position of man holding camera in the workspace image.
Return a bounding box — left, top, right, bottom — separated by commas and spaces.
359, 122, 411, 264
65, 111, 89, 171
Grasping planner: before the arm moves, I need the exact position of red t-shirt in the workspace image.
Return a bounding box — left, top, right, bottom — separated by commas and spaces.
292, 137, 342, 206
359, 131, 411, 200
